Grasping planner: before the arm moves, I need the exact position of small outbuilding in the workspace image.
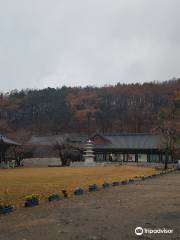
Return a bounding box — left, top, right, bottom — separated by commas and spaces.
0, 134, 20, 165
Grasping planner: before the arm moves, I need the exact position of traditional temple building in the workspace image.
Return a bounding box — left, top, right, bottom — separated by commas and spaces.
27, 132, 173, 164
0, 134, 20, 164
87, 133, 172, 163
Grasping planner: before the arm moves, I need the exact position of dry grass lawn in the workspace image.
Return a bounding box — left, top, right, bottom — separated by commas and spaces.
0, 165, 156, 208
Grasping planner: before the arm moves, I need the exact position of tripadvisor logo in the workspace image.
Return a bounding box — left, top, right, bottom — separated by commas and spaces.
135, 227, 143, 236
135, 227, 173, 236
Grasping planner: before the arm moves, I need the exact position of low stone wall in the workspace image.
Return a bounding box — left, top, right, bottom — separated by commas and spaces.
70, 161, 176, 168
122, 162, 177, 168
23, 158, 61, 166
22, 159, 177, 168
0, 161, 16, 168
70, 161, 123, 167
70, 161, 97, 167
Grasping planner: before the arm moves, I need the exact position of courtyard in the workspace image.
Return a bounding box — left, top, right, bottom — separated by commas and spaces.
0, 165, 156, 208
0, 171, 179, 239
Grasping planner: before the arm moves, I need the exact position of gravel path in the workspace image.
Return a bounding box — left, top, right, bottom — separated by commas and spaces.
0, 172, 179, 240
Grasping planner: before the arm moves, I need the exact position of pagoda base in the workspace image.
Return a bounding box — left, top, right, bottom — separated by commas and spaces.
84, 161, 96, 166
84, 156, 95, 165
70, 161, 97, 167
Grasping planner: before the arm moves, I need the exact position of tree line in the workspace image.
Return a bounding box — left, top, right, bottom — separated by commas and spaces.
0, 79, 179, 141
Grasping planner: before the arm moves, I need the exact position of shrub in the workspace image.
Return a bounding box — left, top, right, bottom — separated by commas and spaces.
48, 194, 61, 202
24, 194, 39, 207
89, 184, 98, 192
25, 194, 39, 202
74, 188, 84, 196
102, 182, 110, 189
121, 180, 128, 185
112, 181, 119, 186
0, 205, 14, 214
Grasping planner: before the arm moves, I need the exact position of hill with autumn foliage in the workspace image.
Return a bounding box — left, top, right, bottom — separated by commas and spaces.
0, 79, 179, 142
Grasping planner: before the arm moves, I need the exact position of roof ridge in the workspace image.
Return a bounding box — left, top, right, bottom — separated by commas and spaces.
104, 133, 157, 136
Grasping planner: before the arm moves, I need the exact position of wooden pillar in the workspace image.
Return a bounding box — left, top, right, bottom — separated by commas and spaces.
147, 153, 150, 162
0, 146, 5, 163
0, 144, 2, 164
158, 153, 161, 163
124, 153, 128, 162
135, 153, 138, 162
103, 152, 106, 162
0, 150, 2, 164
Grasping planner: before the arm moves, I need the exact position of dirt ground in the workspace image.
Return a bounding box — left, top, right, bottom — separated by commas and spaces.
0, 171, 179, 240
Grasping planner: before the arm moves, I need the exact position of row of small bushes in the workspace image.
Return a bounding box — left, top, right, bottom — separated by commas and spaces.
0, 168, 175, 215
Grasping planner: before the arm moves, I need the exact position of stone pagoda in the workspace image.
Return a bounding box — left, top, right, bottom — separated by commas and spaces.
83, 139, 96, 166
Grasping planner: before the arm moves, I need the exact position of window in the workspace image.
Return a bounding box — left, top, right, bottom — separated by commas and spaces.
127, 154, 135, 162
138, 154, 147, 162
96, 153, 104, 162
149, 154, 159, 162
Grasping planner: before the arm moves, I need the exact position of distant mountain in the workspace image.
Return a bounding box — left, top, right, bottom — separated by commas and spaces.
0, 79, 179, 141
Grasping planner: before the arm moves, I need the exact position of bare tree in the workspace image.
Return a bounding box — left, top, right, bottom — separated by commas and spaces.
159, 127, 177, 170
13, 146, 24, 166
158, 102, 178, 169
52, 140, 82, 166
6, 145, 24, 167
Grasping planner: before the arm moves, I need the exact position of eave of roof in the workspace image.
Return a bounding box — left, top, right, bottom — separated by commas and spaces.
0, 135, 20, 146
26, 133, 163, 150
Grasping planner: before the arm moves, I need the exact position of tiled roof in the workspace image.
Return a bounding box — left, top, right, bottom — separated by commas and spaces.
0, 134, 20, 145
97, 134, 162, 150
27, 133, 162, 150
27, 135, 66, 145
27, 134, 87, 146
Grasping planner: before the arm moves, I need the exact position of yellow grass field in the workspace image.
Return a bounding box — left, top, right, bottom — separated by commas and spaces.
0, 166, 156, 208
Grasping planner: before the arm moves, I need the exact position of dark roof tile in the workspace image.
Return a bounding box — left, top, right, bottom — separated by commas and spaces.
0, 134, 20, 145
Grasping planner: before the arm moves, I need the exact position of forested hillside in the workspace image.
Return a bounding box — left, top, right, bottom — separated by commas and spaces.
0, 79, 179, 141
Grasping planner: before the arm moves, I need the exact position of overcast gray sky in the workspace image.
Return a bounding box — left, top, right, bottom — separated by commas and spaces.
0, 0, 180, 91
